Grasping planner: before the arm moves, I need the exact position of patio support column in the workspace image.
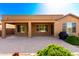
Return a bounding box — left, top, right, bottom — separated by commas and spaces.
28, 22, 32, 38
2, 22, 6, 38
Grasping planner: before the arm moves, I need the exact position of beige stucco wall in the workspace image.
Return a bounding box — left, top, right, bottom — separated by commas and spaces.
15, 23, 28, 36
54, 15, 79, 37
2, 15, 79, 37
32, 23, 52, 36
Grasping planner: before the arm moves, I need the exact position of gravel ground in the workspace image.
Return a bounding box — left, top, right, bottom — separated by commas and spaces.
0, 36, 79, 54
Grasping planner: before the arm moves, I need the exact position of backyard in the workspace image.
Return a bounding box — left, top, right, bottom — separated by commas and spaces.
0, 36, 79, 56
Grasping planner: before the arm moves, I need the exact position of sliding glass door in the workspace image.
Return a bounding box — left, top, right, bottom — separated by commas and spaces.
17, 24, 27, 33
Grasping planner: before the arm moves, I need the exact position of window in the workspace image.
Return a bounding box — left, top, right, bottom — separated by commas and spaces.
17, 25, 20, 32
62, 23, 67, 31
72, 23, 76, 32
36, 24, 48, 32
17, 25, 26, 33
62, 22, 76, 34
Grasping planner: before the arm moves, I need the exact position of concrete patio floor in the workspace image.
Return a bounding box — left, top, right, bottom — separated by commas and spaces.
0, 36, 79, 54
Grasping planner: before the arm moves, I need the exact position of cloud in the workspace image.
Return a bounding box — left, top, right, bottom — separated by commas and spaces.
35, 3, 79, 16
37, 3, 72, 15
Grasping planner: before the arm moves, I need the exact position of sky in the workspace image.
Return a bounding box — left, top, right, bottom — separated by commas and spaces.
0, 3, 79, 16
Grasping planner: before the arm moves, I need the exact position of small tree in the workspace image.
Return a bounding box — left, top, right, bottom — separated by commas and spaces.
37, 44, 73, 56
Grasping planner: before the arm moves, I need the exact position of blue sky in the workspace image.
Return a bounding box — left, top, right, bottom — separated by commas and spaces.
0, 3, 41, 15
0, 3, 79, 16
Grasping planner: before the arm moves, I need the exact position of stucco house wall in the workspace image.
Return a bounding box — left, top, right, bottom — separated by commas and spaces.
1, 14, 79, 38
15, 23, 28, 36
54, 15, 79, 37
32, 23, 52, 36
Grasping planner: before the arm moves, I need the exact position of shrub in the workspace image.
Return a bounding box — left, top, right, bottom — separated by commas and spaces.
36, 44, 72, 56
58, 31, 68, 40
65, 36, 79, 45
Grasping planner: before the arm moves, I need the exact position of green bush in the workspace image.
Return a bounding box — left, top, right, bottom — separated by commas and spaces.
65, 36, 79, 45
36, 44, 72, 56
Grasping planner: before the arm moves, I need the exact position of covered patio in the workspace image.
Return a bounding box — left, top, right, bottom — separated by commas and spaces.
1, 15, 59, 38
2, 21, 55, 38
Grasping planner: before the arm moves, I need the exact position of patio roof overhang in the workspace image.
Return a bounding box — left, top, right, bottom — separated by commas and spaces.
2, 15, 64, 22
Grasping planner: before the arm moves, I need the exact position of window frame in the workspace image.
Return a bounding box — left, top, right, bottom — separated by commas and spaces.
36, 24, 48, 32
62, 22, 76, 33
